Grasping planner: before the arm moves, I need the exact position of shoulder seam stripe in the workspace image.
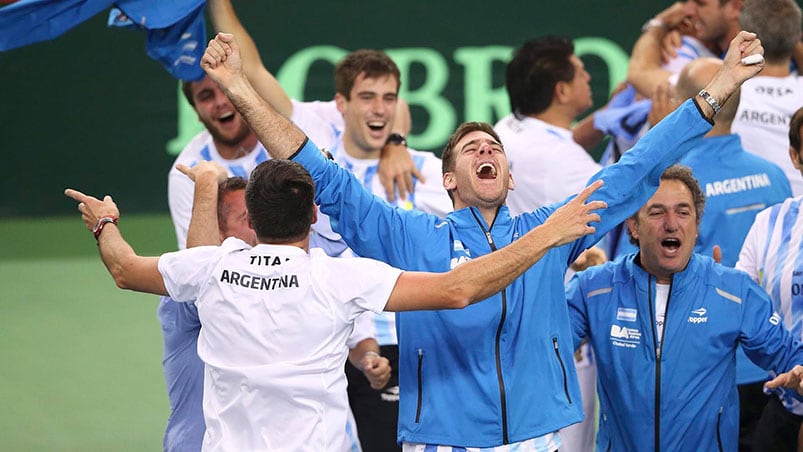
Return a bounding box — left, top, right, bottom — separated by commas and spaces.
588, 287, 613, 298
715, 287, 742, 304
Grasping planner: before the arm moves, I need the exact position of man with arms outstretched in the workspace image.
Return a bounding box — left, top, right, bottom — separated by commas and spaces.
200, 30, 765, 450
66, 158, 604, 451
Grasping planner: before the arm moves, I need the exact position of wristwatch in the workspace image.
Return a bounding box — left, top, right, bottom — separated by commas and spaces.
385, 133, 407, 146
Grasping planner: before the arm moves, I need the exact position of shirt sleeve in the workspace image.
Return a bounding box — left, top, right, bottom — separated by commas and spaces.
318, 254, 403, 321
158, 245, 223, 302
347, 311, 378, 349
740, 276, 803, 374
565, 273, 591, 350
525, 99, 712, 266
735, 210, 767, 282
293, 139, 445, 269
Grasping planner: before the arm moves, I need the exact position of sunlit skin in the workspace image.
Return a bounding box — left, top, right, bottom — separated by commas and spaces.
219, 189, 257, 246
443, 131, 515, 225
335, 72, 399, 159
627, 179, 699, 284
189, 76, 256, 158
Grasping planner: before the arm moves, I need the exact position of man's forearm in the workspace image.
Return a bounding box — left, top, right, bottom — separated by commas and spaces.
98, 226, 167, 295
223, 75, 306, 159
185, 175, 221, 248
627, 26, 672, 97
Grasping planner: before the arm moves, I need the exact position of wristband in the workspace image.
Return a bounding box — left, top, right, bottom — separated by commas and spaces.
697, 89, 722, 115
92, 216, 118, 241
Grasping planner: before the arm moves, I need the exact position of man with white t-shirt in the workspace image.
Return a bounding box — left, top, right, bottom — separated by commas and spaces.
65, 156, 606, 451
737, 108, 803, 450
161, 160, 388, 451
732, 0, 803, 196
494, 35, 605, 452
628, 0, 803, 196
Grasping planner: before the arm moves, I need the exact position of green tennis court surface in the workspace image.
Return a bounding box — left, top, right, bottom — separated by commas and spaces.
1, 215, 177, 450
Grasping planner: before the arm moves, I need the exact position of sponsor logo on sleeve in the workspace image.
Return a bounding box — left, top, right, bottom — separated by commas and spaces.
769, 312, 781, 326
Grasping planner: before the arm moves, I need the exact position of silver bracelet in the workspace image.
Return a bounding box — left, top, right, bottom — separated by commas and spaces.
697, 89, 721, 115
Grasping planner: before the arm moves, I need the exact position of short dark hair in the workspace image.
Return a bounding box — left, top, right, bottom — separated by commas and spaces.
334, 49, 401, 99
181, 80, 196, 107
790, 107, 803, 152
628, 165, 706, 244
245, 160, 315, 244
740, 0, 801, 63
217, 177, 248, 233
506, 36, 575, 118
440, 122, 503, 203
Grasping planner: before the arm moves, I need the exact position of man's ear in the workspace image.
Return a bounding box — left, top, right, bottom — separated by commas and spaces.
508, 172, 515, 191
626, 217, 639, 241
334, 92, 347, 115
443, 172, 456, 191
555, 81, 570, 104
790, 146, 803, 171
311, 204, 318, 225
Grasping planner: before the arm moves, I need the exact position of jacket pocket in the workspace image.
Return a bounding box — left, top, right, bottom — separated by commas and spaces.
415, 348, 424, 423
552, 337, 572, 404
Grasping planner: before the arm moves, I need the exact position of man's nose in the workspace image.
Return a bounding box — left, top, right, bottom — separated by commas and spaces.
664, 214, 679, 231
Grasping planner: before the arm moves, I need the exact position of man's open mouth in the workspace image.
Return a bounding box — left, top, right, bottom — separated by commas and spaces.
476, 163, 497, 179
367, 121, 385, 131
219, 111, 235, 123
661, 238, 681, 252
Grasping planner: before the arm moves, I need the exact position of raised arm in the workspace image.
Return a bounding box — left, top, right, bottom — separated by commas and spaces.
64, 189, 167, 296
385, 180, 607, 311
560, 30, 764, 260
203, 32, 306, 158
207, 0, 293, 118
627, 3, 691, 97
177, 161, 229, 248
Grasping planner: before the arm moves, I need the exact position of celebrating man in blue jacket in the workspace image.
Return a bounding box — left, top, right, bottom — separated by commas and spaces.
201, 30, 768, 450
566, 165, 803, 452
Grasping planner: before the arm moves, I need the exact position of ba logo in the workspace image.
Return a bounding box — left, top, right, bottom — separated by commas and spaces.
610, 325, 633, 339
